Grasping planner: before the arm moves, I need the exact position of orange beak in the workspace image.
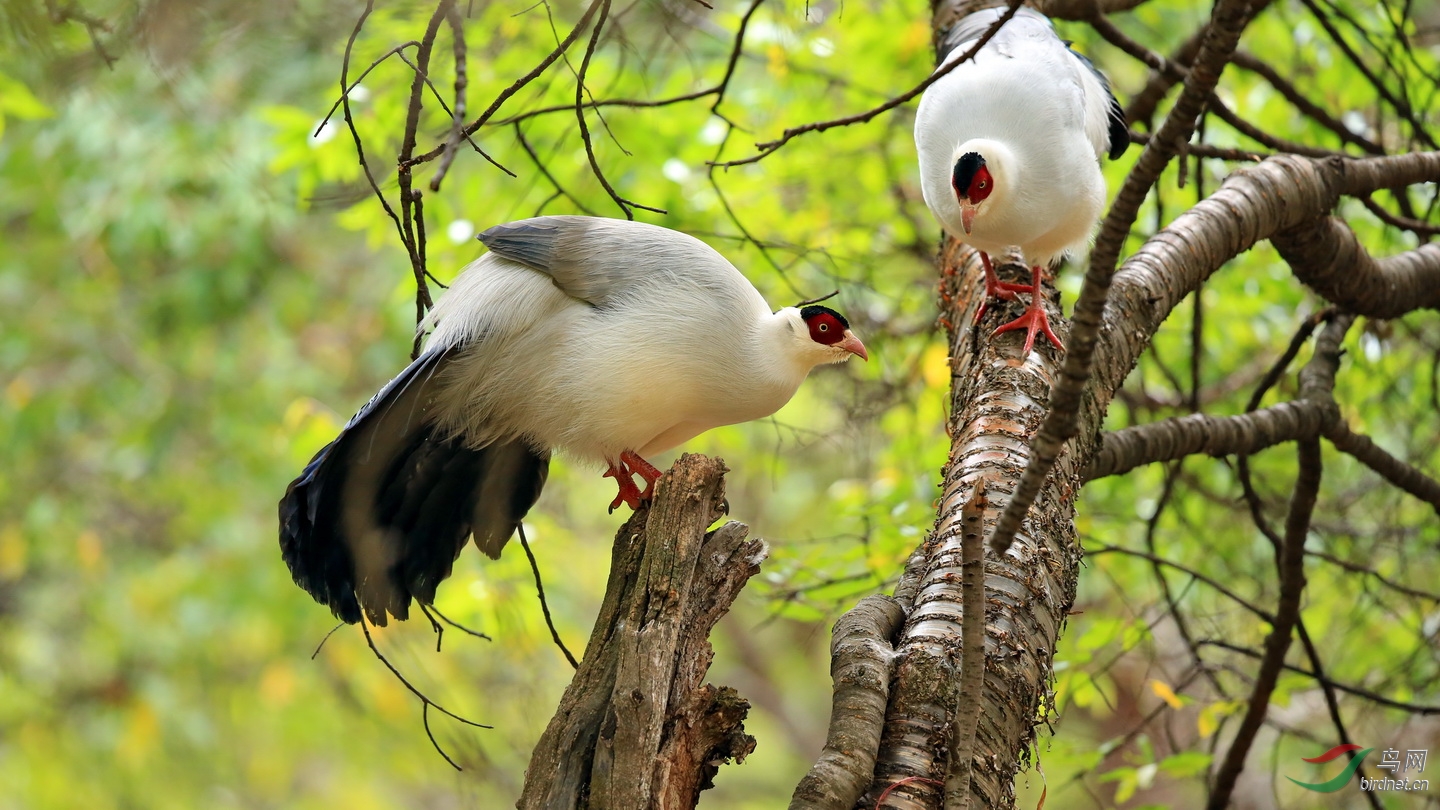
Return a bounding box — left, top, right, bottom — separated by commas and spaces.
839, 330, 868, 361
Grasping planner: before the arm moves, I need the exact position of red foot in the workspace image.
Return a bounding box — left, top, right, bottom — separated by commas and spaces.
603, 451, 664, 513
990, 265, 1066, 354
974, 252, 1034, 323
622, 450, 663, 502
603, 460, 643, 513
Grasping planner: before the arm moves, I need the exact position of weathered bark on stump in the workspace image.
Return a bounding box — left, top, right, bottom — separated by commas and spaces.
518, 453, 763, 810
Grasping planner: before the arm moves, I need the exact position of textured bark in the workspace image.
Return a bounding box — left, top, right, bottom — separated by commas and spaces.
518, 453, 762, 810
943, 484, 990, 810
790, 595, 906, 810
1323, 422, 1440, 515
1205, 319, 1347, 807
857, 243, 1082, 810
1086, 400, 1337, 480
1273, 217, 1440, 318
1090, 152, 1440, 418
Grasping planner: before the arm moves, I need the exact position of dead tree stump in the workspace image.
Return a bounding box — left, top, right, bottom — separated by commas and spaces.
518, 453, 763, 810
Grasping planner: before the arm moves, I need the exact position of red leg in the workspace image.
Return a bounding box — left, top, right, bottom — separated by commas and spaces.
990, 265, 1066, 354
975, 252, 1033, 323
620, 450, 663, 502
603, 459, 643, 513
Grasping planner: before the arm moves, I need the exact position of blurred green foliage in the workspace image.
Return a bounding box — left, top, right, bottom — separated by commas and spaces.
1, 0, 1436, 808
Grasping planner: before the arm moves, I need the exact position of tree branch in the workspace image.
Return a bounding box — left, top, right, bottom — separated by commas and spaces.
943, 482, 990, 810
1085, 399, 1336, 480
1089, 153, 1440, 426
1323, 421, 1440, 514
711, 0, 1024, 169
1199, 639, 1440, 714
789, 595, 905, 810
1273, 217, 1440, 318
1206, 437, 1320, 809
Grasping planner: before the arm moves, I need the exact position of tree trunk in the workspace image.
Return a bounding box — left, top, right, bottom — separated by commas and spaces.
866, 243, 1085, 810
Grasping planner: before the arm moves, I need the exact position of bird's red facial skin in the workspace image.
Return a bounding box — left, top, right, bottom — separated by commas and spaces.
966, 166, 994, 203
804, 312, 846, 346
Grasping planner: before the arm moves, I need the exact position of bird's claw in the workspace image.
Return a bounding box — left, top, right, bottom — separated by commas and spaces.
605, 451, 664, 513
991, 267, 1065, 355
991, 304, 1065, 355
604, 463, 644, 513
975, 251, 1031, 323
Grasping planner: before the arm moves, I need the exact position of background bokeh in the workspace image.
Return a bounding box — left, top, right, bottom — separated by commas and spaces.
1, 1, 1436, 807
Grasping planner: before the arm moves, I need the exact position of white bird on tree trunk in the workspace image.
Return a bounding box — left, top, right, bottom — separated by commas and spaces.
915, 5, 1129, 353
279, 216, 867, 626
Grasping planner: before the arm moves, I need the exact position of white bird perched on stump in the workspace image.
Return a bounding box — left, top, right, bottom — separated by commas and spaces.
915, 5, 1129, 353
278, 216, 867, 626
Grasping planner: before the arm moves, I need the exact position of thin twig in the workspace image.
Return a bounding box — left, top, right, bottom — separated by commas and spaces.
712, 0, 1025, 168
310, 623, 345, 660
518, 524, 579, 669
358, 617, 491, 771
430, 1, 470, 191
1198, 640, 1440, 713
408, 0, 607, 167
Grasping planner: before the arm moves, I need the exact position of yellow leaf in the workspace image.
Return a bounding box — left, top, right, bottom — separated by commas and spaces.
119, 701, 159, 765
899, 20, 931, 60
1198, 700, 1241, 738
767, 44, 788, 78
0, 72, 54, 120
921, 341, 951, 388
0, 525, 24, 577
5, 375, 32, 409
1150, 678, 1183, 709
259, 662, 296, 707
76, 529, 104, 571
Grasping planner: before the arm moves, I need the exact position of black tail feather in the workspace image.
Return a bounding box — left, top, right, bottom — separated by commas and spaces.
278, 346, 549, 625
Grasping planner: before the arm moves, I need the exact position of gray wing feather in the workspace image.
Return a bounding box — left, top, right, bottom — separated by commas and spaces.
937, 6, 1048, 60
478, 216, 741, 308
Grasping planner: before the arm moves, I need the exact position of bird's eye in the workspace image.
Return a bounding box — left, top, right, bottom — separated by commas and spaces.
978, 180, 988, 189
818, 323, 829, 332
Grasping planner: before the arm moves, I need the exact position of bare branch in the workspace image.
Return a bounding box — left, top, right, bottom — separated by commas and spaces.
1296, 0, 1438, 150
408, 0, 606, 167
517, 524, 579, 669
1126, 130, 1263, 161
711, 0, 1025, 169
1086, 544, 1274, 622
1357, 194, 1440, 237
428, 1, 470, 191
1273, 218, 1440, 318
1207, 92, 1342, 158
1323, 421, 1440, 514
943, 482, 990, 810
1089, 153, 1440, 427
789, 595, 905, 810
1230, 50, 1384, 155
1199, 639, 1440, 714
519, 455, 761, 808
1207, 436, 1321, 809
1085, 400, 1336, 480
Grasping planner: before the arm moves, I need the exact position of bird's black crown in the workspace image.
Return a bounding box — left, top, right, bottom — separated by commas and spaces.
799, 304, 849, 327
952, 151, 987, 195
